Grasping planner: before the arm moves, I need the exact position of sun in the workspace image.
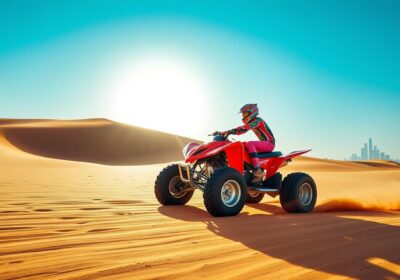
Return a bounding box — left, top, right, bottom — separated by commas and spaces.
112, 55, 208, 137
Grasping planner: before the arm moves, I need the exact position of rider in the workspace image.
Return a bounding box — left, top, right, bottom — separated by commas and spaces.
220, 103, 275, 182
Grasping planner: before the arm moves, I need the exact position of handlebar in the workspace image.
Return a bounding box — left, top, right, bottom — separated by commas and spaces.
208, 131, 232, 142
208, 132, 221, 137
209, 131, 232, 137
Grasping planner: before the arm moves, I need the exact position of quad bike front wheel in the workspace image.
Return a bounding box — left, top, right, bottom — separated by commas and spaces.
279, 172, 317, 213
203, 167, 247, 217
154, 164, 194, 205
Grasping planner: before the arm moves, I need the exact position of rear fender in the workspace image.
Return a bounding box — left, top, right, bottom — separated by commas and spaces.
259, 149, 311, 178
282, 149, 311, 161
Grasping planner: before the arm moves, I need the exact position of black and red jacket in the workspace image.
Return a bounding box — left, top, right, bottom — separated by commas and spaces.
230, 117, 275, 143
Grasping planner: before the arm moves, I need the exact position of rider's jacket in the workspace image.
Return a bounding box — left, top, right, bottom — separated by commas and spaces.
231, 117, 275, 143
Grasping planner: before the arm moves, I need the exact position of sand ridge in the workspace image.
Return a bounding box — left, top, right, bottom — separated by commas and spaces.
0, 119, 399, 279
0, 118, 200, 165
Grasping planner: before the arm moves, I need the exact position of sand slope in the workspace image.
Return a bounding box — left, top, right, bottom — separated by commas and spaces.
0, 119, 399, 280
0, 118, 200, 165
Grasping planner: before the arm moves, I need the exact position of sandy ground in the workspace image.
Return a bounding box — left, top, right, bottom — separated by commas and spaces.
0, 119, 399, 280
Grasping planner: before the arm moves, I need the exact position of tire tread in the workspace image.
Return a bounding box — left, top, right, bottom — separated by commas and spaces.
203, 167, 247, 217
280, 172, 317, 213
154, 164, 194, 205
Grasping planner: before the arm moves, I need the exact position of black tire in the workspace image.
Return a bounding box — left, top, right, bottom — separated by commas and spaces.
280, 172, 317, 213
203, 167, 247, 217
154, 164, 194, 205
246, 192, 265, 203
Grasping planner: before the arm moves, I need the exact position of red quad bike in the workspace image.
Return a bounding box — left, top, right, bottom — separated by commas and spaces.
154, 133, 317, 217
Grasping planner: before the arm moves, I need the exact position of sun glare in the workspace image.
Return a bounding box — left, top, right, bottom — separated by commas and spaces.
112, 55, 208, 138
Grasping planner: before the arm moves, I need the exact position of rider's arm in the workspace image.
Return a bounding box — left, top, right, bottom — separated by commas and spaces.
229, 124, 250, 135
221, 117, 260, 135
229, 122, 256, 135
228, 118, 261, 136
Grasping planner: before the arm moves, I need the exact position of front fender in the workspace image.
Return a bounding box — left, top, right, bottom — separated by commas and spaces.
223, 142, 244, 174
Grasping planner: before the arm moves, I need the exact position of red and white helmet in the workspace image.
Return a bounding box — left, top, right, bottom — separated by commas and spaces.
239, 103, 259, 124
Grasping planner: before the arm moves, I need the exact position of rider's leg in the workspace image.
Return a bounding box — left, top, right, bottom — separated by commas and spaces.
245, 141, 259, 167
246, 141, 275, 182
246, 141, 275, 166
249, 141, 275, 153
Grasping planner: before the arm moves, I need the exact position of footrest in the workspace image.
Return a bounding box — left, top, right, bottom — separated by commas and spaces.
253, 188, 279, 192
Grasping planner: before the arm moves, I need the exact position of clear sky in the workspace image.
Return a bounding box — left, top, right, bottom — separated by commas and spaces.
1, 0, 399, 160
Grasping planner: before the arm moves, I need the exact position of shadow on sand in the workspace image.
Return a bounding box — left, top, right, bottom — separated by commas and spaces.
159, 203, 400, 279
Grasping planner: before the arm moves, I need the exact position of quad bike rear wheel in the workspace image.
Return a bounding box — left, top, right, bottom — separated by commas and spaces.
155, 164, 194, 205
279, 172, 317, 213
203, 167, 247, 217
246, 191, 265, 203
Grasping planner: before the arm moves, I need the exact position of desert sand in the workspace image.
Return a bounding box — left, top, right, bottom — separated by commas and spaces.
0, 119, 399, 280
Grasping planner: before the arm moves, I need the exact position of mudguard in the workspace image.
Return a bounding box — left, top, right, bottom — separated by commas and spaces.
184, 140, 246, 174
281, 150, 311, 160
259, 149, 311, 178
223, 141, 245, 174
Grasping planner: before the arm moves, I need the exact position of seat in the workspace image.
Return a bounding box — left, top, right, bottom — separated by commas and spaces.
256, 151, 283, 158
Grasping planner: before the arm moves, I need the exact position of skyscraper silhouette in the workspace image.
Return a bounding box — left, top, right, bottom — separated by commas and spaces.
363, 143, 368, 160
368, 138, 373, 159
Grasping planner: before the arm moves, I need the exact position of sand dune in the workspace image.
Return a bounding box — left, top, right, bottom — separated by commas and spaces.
0, 119, 399, 280
0, 118, 200, 165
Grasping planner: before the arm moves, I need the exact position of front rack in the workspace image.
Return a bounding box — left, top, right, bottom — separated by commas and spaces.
178, 163, 191, 182
178, 163, 206, 191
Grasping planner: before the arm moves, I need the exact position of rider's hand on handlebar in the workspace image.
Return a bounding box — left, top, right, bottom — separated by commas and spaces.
210, 130, 231, 137
221, 130, 231, 137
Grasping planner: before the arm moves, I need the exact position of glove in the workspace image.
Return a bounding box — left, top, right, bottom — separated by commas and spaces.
221, 130, 231, 137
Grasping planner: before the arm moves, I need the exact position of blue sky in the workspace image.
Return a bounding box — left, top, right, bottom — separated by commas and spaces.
0, 1, 399, 160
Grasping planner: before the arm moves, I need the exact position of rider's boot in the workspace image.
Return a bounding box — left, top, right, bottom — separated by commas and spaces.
251, 167, 265, 183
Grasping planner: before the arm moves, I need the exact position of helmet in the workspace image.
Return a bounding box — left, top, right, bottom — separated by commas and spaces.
239, 103, 259, 124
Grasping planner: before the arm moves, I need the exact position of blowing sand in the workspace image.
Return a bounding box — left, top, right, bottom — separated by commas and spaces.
0, 119, 399, 280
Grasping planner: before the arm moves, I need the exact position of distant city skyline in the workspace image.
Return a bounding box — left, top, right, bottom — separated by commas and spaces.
347, 137, 398, 162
